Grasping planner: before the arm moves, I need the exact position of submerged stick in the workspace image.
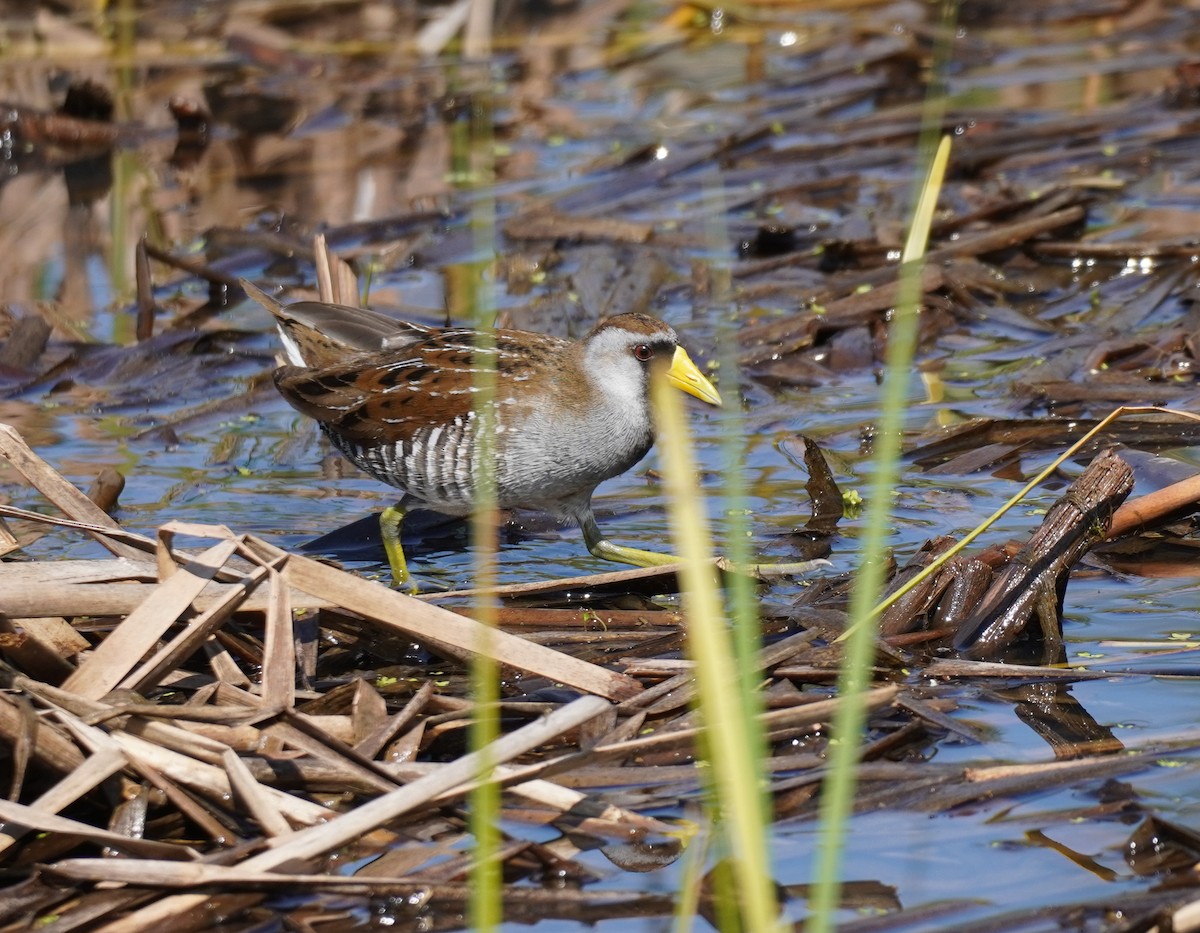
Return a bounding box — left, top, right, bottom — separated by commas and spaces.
952, 448, 1134, 662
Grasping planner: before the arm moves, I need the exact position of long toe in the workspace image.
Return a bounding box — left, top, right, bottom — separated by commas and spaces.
590, 538, 681, 568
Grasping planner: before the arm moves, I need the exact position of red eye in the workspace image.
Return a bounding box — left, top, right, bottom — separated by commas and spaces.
632, 344, 654, 362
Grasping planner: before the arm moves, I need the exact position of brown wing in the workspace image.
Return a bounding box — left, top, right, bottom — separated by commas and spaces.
273, 327, 568, 445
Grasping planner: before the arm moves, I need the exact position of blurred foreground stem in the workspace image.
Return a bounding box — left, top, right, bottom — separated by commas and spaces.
653, 374, 781, 933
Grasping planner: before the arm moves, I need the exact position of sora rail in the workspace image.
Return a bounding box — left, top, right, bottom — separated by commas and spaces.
244, 282, 722, 588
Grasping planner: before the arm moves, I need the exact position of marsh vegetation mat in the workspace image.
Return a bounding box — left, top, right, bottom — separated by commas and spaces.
6, 0, 1200, 929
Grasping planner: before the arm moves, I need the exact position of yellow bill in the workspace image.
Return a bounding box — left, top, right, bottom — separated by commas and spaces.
666, 346, 722, 406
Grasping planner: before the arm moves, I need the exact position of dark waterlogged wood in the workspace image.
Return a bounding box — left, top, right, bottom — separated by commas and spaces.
879, 537, 958, 637
952, 449, 1134, 662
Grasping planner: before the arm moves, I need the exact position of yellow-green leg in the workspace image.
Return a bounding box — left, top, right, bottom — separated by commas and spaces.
380, 503, 418, 593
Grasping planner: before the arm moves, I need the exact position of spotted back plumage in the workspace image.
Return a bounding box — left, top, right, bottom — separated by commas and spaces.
275, 329, 566, 441
274, 325, 586, 512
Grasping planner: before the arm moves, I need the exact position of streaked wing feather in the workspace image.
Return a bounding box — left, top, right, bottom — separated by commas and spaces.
273, 328, 568, 445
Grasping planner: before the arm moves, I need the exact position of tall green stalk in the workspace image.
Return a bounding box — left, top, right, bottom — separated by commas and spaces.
653, 376, 782, 933
806, 133, 952, 931
456, 65, 501, 933
806, 5, 958, 921
707, 204, 769, 759
106, 0, 137, 309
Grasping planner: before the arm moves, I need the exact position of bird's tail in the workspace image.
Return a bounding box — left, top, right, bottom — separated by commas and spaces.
240, 279, 307, 366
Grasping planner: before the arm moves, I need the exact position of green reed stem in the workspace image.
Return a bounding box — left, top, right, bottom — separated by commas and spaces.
718, 319, 771, 841
708, 222, 769, 761
458, 68, 501, 933
806, 134, 952, 932
807, 5, 958, 921
653, 375, 782, 933
671, 821, 711, 933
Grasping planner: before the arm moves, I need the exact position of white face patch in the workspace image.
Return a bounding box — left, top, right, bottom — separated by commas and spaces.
583, 329, 665, 409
